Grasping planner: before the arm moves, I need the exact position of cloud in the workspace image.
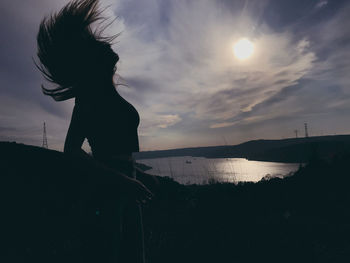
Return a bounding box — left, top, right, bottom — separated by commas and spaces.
315, 1, 328, 9
114, 0, 316, 133
138, 113, 181, 135
156, 115, 182, 128
1, 0, 350, 150
210, 121, 238, 129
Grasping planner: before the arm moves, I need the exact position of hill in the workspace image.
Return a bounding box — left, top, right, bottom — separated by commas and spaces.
1, 141, 350, 262
134, 134, 350, 162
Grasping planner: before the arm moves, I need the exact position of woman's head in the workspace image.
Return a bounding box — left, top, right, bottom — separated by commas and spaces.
36, 0, 119, 101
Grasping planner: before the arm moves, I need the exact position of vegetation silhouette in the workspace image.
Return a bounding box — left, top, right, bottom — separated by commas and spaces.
1, 142, 350, 262
35, 0, 154, 262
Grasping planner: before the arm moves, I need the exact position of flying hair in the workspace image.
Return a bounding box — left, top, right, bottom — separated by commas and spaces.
35, 0, 119, 101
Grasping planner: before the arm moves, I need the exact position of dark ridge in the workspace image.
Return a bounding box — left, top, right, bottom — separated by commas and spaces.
134, 134, 350, 162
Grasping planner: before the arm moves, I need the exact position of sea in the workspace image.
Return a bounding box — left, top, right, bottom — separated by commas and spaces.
137, 156, 301, 185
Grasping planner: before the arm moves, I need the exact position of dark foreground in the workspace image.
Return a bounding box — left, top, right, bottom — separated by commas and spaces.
1, 142, 350, 262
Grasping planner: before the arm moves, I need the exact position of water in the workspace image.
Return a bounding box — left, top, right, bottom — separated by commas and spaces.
137, 156, 301, 185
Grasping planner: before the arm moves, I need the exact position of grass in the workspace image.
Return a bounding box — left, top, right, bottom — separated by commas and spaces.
1, 141, 350, 263
142, 152, 350, 263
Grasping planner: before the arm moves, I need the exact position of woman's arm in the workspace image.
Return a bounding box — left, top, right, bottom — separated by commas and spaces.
64, 105, 128, 182
64, 106, 153, 202
64, 106, 86, 155
135, 166, 159, 193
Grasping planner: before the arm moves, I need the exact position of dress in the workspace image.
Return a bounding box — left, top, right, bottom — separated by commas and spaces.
71, 91, 144, 263
72, 91, 140, 159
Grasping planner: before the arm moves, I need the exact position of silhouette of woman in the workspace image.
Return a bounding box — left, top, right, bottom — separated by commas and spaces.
35, 0, 152, 262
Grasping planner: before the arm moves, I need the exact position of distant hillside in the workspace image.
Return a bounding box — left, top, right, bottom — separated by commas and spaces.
134, 135, 350, 162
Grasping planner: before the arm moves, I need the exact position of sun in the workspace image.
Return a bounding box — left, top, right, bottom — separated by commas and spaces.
233, 38, 254, 60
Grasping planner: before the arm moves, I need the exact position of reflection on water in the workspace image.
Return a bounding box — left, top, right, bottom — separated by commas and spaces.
137, 156, 301, 185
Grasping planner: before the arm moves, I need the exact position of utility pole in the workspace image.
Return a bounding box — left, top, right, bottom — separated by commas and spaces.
42, 122, 48, 149
304, 123, 309, 138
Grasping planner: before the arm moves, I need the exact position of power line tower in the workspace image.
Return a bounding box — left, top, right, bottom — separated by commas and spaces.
304, 123, 309, 138
42, 122, 48, 149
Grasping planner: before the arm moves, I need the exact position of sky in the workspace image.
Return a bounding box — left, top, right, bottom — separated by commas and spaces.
1, 0, 350, 151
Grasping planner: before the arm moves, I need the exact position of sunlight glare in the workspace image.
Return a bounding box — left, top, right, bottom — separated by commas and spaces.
233, 38, 254, 60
